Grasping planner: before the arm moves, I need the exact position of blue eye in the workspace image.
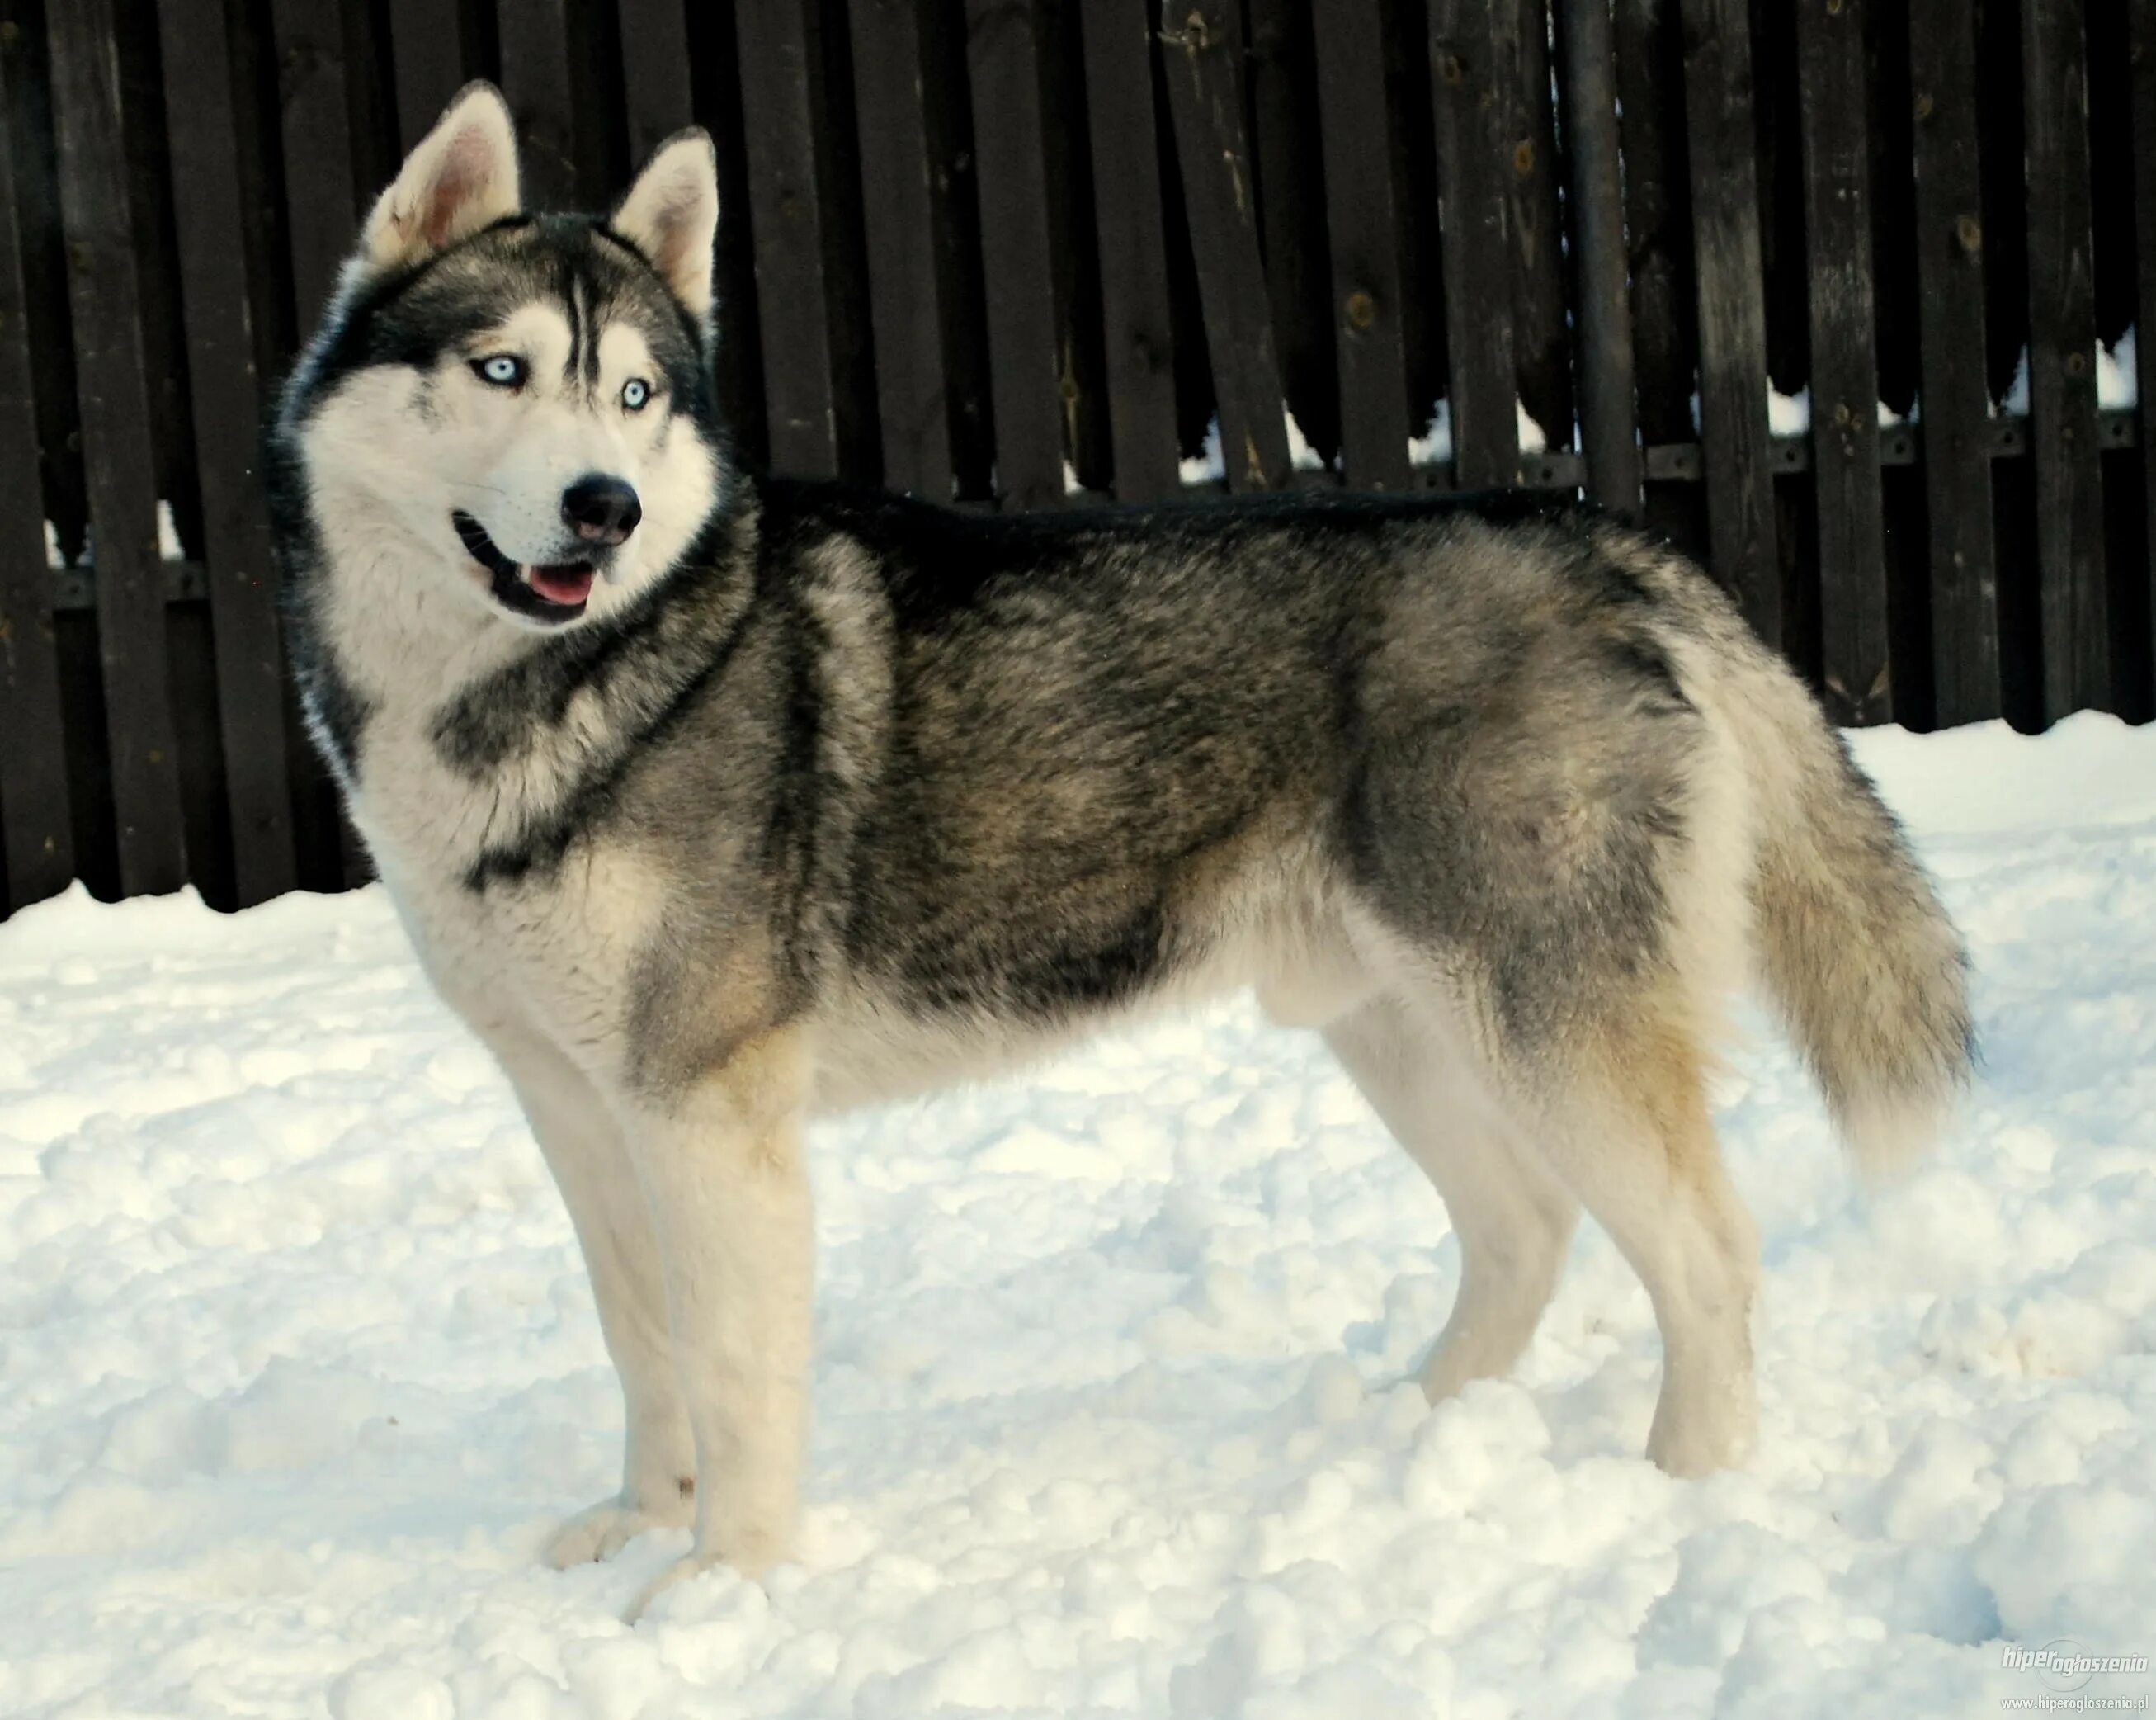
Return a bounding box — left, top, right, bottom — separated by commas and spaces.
622, 378, 651, 412
472, 354, 526, 388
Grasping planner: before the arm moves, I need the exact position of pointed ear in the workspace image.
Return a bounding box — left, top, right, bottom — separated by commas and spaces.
611, 130, 719, 319
358, 83, 519, 275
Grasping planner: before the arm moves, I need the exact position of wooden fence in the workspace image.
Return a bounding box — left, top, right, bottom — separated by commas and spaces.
0, 0, 2150, 919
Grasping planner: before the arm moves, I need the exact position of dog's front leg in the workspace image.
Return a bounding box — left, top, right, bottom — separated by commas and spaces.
622, 1029, 815, 1618
490, 1027, 699, 1566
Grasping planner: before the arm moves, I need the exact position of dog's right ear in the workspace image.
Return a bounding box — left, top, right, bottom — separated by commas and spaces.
356, 83, 520, 276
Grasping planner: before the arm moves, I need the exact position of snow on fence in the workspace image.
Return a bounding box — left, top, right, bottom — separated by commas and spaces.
0, 0, 2150, 919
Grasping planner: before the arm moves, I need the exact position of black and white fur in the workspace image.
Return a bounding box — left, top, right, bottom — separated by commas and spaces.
267, 87, 1974, 1615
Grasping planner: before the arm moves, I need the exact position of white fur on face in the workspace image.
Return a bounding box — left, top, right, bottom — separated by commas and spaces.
301, 298, 722, 631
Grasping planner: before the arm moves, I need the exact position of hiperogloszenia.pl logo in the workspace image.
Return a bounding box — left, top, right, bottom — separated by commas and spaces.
1998, 1638, 2150, 1712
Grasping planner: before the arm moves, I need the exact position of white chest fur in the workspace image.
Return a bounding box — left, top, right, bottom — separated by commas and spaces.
311, 555, 663, 1074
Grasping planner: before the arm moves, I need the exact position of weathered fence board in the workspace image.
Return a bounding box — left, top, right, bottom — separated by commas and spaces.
47, 0, 188, 897
1247, 0, 1334, 463
0, 94, 73, 910
1310, 0, 1411, 493
734, 0, 837, 476
389, 0, 468, 152
1428, 0, 1521, 490
157, 0, 297, 907
2022, 0, 2110, 720
2130, 0, 2156, 714
1679, 0, 1779, 642
1555, 0, 1639, 514
1614, 0, 1696, 449
964, 0, 1064, 509
495, 0, 578, 208
268, 0, 358, 336
848, 0, 951, 498
615, 0, 695, 168
1078, 0, 1180, 501
1159, 0, 1290, 493
1796, 0, 1890, 725
1910, 0, 2002, 726
1503, 1, 1572, 453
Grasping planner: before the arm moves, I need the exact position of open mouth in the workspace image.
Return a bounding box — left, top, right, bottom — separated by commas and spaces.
451, 511, 596, 624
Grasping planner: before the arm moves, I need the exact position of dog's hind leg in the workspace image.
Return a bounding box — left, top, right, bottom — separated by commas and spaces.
1324, 995, 1578, 1401
1517, 1005, 1760, 1477
493, 1028, 697, 1566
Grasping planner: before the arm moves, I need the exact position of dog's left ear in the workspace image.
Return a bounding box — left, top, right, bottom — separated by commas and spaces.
611, 130, 719, 320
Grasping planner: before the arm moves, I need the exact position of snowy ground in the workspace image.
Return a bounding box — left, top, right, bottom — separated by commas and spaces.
3, 717, 2154, 1719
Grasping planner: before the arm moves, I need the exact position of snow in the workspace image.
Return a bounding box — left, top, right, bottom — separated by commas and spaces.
1404, 399, 1549, 469
38, 503, 186, 569
2100, 328, 2138, 410
1685, 389, 1908, 437
1407, 400, 1452, 466
1177, 413, 1338, 486
1282, 409, 1329, 475
1178, 418, 1225, 487
1996, 333, 2138, 416
4, 716, 2156, 1718
2000, 352, 2030, 417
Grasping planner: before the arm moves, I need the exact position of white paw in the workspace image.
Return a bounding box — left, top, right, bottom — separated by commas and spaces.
1645, 1392, 1757, 1478
625, 1552, 714, 1621
622, 1523, 794, 1622
542, 1492, 691, 1569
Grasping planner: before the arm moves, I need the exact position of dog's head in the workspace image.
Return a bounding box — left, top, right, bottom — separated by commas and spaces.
276, 83, 725, 631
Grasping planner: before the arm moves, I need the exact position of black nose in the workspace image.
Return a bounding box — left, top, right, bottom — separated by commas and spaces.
561, 474, 641, 546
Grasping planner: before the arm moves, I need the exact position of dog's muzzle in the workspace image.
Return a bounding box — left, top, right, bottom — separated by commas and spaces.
451, 510, 597, 624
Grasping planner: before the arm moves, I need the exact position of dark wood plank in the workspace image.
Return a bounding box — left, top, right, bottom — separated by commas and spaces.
268, 0, 359, 337
1503, 0, 1572, 452
267, 0, 372, 888
734, 0, 837, 475
1247, 0, 1336, 461
0, 10, 90, 566
1908, 0, 2000, 725
495, 0, 575, 208
1382, 0, 1447, 447
1556, 0, 1640, 513
1796, 0, 1890, 725
614, 0, 695, 163
2022, 0, 2109, 720
2130, 0, 2156, 717
0, 85, 73, 906
158, 0, 298, 906
1428, 0, 1519, 489
1677, 0, 1779, 642
963, 0, 1064, 509
47, 0, 187, 895
682, 0, 768, 466
1614, 0, 1696, 447
389, 0, 467, 152
1309, 0, 1411, 493
1158, 0, 1290, 491
1076, 0, 1178, 502
847, 0, 951, 499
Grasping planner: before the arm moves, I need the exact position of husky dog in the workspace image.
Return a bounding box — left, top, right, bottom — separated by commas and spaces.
267, 86, 1972, 1613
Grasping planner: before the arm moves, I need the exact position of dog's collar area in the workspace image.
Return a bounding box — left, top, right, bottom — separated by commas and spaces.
451, 510, 595, 625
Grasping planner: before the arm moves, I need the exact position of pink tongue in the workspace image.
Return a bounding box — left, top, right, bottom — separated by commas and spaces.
528, 565, 594, 606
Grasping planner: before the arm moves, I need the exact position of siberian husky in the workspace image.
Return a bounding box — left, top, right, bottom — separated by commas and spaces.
266, 85, 1972, 1614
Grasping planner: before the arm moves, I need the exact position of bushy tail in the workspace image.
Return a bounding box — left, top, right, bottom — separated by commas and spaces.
1737, 677, 1974, 1179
